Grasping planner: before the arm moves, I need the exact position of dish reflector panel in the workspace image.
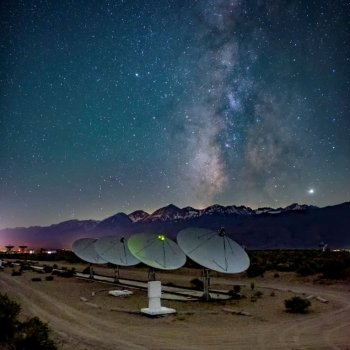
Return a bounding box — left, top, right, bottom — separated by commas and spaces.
72, 238, 107, 264
177, 228, 249, 273
128, 233, 186, 270
94, 236, 139, 266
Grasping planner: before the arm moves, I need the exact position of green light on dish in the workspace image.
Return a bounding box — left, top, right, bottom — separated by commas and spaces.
158, 234, 166, 241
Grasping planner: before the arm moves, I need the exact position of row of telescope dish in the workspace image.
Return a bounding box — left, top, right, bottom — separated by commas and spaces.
72, 227, 250, 274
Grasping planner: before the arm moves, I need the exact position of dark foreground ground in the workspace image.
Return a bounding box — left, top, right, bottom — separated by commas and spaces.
1, 260, 350, 350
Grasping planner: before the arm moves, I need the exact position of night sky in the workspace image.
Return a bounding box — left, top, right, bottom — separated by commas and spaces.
1, 0, 349, 229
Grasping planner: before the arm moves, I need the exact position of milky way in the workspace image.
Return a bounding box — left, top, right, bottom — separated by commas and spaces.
0, 0, 349, 228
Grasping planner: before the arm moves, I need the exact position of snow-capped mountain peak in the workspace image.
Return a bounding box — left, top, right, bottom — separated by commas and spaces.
115, 203, 312, 224
128, 210, 149, 222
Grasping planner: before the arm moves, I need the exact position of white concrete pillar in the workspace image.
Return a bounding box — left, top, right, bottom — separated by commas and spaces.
147, 281, 162, 311
141, 280, 176, 316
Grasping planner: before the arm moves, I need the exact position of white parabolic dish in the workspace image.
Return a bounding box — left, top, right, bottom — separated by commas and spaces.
72, 238, 107, 264
94, 236, 139, 266
177, 228, 250, 273
128, 233, 186, 270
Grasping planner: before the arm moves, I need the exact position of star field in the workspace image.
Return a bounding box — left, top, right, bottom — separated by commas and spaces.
1, 0, 349, 228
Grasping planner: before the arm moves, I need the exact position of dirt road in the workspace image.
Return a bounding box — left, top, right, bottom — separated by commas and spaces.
1, 269, 349, 350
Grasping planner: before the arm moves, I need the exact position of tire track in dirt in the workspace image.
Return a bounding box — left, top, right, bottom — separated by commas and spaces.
240, 282, 350, 350
275, 288, 350, 349
2, 272, 349, 350
0, 274, 148, 350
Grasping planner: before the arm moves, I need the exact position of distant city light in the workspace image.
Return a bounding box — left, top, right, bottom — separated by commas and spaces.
46, 250, 57, 254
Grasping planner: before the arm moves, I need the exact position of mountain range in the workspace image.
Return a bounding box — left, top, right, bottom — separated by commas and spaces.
0, 202, 349, 250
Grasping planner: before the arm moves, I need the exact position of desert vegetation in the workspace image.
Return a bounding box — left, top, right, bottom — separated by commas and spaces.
246, 249, 350, 280
0, 293, 57, 349
284, 296, 311, 313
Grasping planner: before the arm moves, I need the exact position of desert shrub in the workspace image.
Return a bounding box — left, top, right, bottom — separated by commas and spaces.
321, 258, 350, 279
15, 316, 57, 350
273, 273, 280, 278
45, 276, 54, 281
52, 264, 58, 269
246, 263, 265, 278
0, 293, 57, 349
296, 259, 320, 276
43, 265, 53, 273
11, 270, 22, 276
246, 250, 329, 273
254, 291, 263, 298
31, 278, 42, 282
58, 269, 74, 278
190, 278, 203, 289
296, 264, 316, 276
0, 293, 21, 342
284, 296, 311, 313
19, 264, 31, 272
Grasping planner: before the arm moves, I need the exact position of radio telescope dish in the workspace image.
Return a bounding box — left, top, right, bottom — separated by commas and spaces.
177, 228, 249, 273
128, 233, 186, 270
72, 238, 107, 264
94, 236, 139, 266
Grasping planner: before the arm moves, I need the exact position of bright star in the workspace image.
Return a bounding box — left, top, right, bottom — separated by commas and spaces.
307, 188, 315, 194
